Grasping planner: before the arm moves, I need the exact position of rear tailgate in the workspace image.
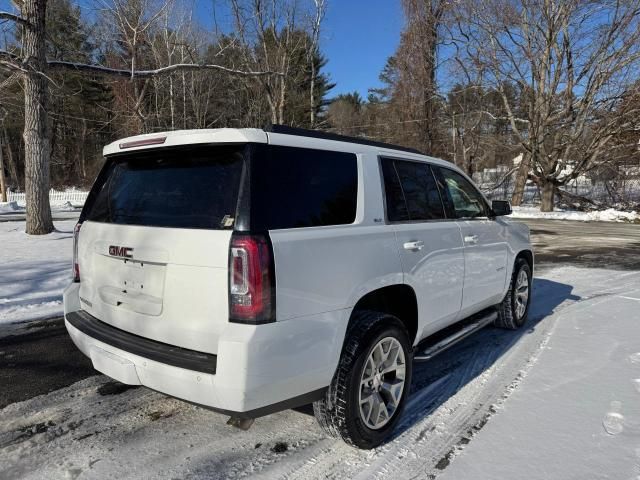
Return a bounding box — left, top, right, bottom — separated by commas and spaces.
76, 145, 246, 354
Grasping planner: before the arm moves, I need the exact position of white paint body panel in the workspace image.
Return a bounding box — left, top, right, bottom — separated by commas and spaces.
103, 128, 267, 156
392, 221, 465, 339
65, 128, 533, 414
77, 221, 231, 354
457, 219, 509, 316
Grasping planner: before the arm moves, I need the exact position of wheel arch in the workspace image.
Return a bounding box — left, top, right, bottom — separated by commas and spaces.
347, 284, 419, 346
516, 249, 534, 275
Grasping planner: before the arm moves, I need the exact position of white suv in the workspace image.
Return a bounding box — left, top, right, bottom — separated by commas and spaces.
64, 125, 533, 449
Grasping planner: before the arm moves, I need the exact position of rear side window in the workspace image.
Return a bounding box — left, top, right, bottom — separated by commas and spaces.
84, 145, 245, 229
251, 145, 358, 230
381, 158, 445, 221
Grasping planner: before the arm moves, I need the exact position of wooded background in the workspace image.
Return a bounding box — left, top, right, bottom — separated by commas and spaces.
1, 0, 639, 233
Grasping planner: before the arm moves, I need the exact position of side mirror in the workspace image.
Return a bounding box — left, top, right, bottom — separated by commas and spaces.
491, 200, 512, 217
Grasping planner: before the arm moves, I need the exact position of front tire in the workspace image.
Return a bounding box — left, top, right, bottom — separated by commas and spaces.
313, 311, 412, 449
494, 257, 532, 329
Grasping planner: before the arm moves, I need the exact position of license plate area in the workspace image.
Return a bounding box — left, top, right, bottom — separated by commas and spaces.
122, 259, 145, 292
95, 257, 167, 316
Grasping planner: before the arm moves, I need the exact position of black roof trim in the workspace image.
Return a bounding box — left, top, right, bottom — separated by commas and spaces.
266, 124, 423, 155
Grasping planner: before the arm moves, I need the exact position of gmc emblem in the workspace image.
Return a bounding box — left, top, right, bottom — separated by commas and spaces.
109, 245, 133, 259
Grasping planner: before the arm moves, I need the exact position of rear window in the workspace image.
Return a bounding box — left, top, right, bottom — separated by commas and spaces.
251, 145, 358, 230
83, 145, 245, 229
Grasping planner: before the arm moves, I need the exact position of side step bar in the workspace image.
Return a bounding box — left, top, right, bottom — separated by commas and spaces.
414, 309, 498, 362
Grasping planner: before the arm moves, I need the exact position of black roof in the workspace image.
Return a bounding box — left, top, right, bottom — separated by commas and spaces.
266, 124, 423, 155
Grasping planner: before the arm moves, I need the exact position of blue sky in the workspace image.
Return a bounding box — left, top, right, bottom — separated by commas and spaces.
321, 1, 403, 98
204, 0, 404, 99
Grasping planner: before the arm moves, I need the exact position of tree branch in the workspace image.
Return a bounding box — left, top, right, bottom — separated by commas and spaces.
47, 60, 284, 78
0, 11, 32, 29
0, 49, 283, 80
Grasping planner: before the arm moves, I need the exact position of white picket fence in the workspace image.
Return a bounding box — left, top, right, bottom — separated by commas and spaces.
6, 189, 89, 207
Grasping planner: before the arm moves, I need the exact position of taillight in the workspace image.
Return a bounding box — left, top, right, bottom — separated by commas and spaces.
229, 234, 275, 324
72, 223, 82, 282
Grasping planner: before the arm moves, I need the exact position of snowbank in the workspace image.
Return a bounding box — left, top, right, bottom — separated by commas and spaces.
0, 201, 22, 214
511, 206, 640, 223
0, 220, 75, 326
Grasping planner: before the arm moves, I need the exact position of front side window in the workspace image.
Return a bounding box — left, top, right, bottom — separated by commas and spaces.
437, 167, 488, 219
381, 158, 445, 222
251, 145, 358, 230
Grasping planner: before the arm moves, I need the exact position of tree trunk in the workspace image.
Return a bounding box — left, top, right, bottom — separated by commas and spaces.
511, 153, 530, 206
23, 0, 53, 234
80, 119, 87, 179
0, 135, 6, 202
540, 181, 556, 212
3, 128, 19, 187
309, 60, 316, 127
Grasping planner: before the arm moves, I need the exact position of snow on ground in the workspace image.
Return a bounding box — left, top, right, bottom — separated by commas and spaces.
1, 266, 639, 479
511, 206, 640, 223
441, 269, 640, 480
0, 202, 21, 214
0, 220, 75, 328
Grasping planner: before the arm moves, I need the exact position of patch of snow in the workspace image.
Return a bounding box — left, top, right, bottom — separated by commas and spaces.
511, 206, 640, 223
0, 220, 75, 328
55, 201, 77, 212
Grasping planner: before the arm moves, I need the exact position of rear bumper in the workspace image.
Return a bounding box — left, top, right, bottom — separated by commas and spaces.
63, 283, 337, 417
66, 310, 217, 375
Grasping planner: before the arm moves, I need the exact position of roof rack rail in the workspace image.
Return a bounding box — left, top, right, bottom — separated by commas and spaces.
266, 124, 423, 155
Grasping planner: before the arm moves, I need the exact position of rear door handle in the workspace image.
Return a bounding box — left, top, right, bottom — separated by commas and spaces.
464, 235, 479, 244
403, 240, 424, 251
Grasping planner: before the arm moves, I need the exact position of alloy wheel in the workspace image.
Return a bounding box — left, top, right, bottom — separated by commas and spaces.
358, 336, 406, 430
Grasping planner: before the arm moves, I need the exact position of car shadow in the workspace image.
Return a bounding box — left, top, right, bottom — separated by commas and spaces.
294, 277, 579, 443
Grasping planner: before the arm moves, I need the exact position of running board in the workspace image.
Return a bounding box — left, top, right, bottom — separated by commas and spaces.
413, 310, 498, 361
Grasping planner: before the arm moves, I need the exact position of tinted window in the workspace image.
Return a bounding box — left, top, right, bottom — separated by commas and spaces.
381, 158, 445, 221
251, 146, 358, 230
84, 146, 245, 229
380, 158, 410, 221
438, 167, 488, 219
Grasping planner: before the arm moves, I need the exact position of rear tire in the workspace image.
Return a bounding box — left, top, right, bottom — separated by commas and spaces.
494, 257, 532, 330
313, 310, 412, 449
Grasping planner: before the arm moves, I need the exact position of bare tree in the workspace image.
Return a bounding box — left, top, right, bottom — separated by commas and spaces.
401, 0, 448, 154
0, 129, 6, 202
0, 0, 284, 234
6, 0, 54, 233
307, 0, 326, 127
453, 0, 640, 211
228, 0, 329, 126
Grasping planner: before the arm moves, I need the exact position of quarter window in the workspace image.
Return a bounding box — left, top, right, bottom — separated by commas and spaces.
437, 167, 488, 219
381, 158, 446, 222
251, 145, 358, 230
